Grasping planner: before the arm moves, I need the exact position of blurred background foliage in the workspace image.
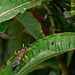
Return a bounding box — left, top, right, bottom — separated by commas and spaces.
0, 0, 75, 75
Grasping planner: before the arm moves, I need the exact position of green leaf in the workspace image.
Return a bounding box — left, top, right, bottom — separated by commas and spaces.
0, 21, 10, 34
0, 32, 75, 75
71, 0, 75, 7
0, 0, 42, 23
16, 12, 44, 39
71, 10, 75, 15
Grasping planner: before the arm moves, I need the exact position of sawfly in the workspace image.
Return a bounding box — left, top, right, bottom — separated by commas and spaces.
12, 44, 30, 71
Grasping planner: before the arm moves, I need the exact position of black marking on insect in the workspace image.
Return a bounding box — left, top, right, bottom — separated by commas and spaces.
12, 44, 29, 71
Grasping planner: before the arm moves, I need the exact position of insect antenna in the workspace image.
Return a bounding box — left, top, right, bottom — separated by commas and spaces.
26, 37, 31, 47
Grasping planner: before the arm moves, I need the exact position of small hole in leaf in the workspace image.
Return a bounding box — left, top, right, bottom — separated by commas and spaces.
51, 42, 54, 45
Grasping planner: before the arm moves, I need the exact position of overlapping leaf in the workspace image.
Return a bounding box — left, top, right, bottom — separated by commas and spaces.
16, 12, 44, 39
0, 32, 75, 75
0, 0, 42, 23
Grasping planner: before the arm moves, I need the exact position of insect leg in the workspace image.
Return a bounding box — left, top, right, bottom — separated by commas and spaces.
22, 44, 25, 47
9, 50, 20, 61
22, 58, 25, 62
25, 55, 28, 59
14, 50, 20, 55
27, 48, 31, 51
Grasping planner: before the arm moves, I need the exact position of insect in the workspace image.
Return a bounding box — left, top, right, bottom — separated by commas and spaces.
12, 44, 30, 71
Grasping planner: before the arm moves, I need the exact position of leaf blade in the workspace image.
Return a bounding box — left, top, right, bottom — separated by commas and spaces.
0, 0, 42, 23
16, 12, 44, 39
16, 32, 75, 74
0, 32, 75, 75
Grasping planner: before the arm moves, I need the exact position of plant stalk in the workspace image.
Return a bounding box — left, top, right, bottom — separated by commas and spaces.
44, 4, 55, 33
32, 7, 50, 36
56, 55, 69, 75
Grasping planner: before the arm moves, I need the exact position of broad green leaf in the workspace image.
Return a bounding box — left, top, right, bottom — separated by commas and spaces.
0, 32, 75, 75
16, 12, 44, 39
0, 0, 42, 23
18, 58, 59, 75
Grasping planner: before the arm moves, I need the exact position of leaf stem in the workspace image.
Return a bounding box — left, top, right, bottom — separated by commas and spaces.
15, 17, 38, 40
44, 4, 55, 34
2, 28, 24, 39
67, 51, 74, 67
32, 7, 50, 36
56, 55, 69, 75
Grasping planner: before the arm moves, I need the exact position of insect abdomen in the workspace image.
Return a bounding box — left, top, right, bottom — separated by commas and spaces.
12, 48, 26, 71
12, 56, 21, 71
